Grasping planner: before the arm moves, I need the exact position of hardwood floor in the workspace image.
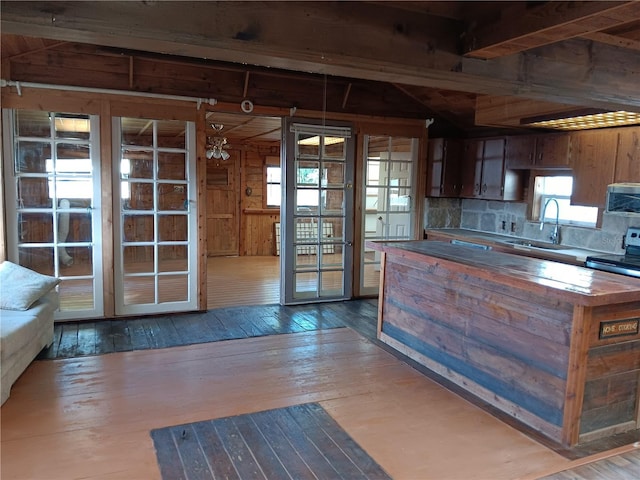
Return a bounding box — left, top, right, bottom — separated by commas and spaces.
207, 256, 280, 309
3, 256, 638, 479
39, 299, 379, 359
3, 329, 577, 480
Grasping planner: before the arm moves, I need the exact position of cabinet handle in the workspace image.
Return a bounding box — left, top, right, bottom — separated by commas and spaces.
475, 183, 480, 194
482, 184, 487, 194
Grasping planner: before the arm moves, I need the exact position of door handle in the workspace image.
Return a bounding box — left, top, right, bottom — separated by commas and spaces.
345, 241, 353, 247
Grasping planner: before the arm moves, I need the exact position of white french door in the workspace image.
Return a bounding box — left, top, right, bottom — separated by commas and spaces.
113, 117, 198, 315
2, 109, 104, 320
281, 119, 355, 304
360, 135, 419, 296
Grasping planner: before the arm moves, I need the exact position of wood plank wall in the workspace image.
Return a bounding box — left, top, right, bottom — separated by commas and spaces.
241, 149, 280, 256
379, 253, 575, 442
581, 302, 640, 441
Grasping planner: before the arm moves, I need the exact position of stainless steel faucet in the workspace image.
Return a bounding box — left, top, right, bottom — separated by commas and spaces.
540, 198, 560, 244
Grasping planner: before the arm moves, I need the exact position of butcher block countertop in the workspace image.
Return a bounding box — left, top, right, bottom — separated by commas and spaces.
368, 240, 640, 307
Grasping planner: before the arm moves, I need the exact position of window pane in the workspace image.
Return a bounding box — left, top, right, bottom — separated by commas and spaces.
266, 184, 281, 207
537, 176, 597, 227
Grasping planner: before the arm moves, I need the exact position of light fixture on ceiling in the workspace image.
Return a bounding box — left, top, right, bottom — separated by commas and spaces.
521, 109, 640, 131
206, 123, 230, 161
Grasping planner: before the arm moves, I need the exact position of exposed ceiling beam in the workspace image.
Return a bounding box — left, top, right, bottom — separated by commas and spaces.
580, 31, 640, 52
463, 1, 640, 59
1, 1, 640, 112
392, 83, 467, 130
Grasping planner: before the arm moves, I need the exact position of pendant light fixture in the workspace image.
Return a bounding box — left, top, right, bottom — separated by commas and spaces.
206, 123, 230, 162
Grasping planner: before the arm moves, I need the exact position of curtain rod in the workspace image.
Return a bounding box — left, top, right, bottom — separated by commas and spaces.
0, 79, 217, 109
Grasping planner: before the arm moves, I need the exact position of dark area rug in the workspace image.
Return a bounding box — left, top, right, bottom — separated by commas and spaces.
150, 402, 391, 480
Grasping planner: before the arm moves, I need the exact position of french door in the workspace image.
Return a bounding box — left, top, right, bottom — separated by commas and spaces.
113, 117, 198, 315
281, 120, 355, 304
360, 135, 419, 296
2, 109, 104, 320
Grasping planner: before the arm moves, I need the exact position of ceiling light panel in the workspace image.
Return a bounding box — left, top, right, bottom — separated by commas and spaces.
526, 111, 640, 131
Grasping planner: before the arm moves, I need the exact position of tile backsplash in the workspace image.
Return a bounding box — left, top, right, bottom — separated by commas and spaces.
424, 197, 636, 254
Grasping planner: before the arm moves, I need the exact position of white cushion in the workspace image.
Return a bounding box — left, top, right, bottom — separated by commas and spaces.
0, 261, 60, 311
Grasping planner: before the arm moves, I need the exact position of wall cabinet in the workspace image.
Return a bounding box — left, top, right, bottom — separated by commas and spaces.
570, 130, 617, 207
505, 133, 571, 169
461, 137, 523, 201
427, 138, 462, 197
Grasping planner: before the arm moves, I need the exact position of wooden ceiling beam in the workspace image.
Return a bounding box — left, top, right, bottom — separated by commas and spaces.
463, 1, 640, 59
580, 31, 640, 52
1, 1, 640, 111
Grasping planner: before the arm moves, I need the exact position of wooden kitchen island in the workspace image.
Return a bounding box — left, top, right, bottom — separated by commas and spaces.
369, 240, 640, 447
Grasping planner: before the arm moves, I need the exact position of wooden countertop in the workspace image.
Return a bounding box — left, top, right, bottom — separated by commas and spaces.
368, 240, 640, 307
424, 228, 609, 265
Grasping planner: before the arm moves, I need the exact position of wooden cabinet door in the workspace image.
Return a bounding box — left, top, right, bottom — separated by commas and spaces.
571, 130, 617, 207
427, 138, 444, 197
614, 127, 640, 182
427, 138, 462, 197
537, 134, 571, 168
505, 135, 536, 169
461, 139, 483, 198
480, 138, 506, 199
206, 157, 240, 256
441, 139, 462, 197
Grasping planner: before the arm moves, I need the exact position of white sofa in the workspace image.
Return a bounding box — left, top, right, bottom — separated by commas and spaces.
1, 292, 58, 405
0, 261, 59, 405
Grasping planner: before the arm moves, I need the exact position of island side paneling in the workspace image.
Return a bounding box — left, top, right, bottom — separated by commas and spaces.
378, 252, 573, 442
581, 301, 640, 441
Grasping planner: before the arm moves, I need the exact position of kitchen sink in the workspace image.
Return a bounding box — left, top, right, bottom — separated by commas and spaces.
503, 239, 561, 250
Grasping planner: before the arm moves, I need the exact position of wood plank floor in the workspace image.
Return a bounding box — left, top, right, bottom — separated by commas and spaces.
39, 299, 379, 359
2, 328, 576, 480
4, 256, 638, 479
151, 403, 392, 480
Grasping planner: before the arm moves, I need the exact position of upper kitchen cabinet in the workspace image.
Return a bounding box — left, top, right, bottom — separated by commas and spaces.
427, 138, 462, 197
461, 137, 523, 201
505, 133, 571, 169
614, 127, 640, 183
571, 130, 617, 207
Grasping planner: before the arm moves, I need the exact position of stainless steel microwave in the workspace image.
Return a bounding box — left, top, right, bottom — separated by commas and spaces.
606, 183, 640, 214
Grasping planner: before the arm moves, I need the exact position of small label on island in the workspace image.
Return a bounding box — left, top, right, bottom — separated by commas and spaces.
599, 318, 640, 339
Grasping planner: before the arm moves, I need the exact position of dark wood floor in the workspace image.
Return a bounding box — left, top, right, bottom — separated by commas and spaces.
151, 403, 392, 480
39, 299, 379, 360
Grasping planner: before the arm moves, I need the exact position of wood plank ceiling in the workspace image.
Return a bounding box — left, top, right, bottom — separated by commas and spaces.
1, 1, 639, 142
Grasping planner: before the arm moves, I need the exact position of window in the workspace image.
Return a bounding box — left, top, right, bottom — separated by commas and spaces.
266, 165, 281, 207
535, 176, 598, 227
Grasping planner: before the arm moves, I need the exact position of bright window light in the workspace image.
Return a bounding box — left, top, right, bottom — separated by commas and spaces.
536, 176, 597, 227
46, 158, 92, 199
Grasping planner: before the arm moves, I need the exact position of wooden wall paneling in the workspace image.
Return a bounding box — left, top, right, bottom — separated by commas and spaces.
562, 306, 591, 446
196, 107, 208, 310
614, 127, 640, 183
101, 99, 115, 317
352, 133, 364, 296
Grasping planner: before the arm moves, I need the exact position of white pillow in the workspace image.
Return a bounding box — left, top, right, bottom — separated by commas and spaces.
0, 261, 60, 311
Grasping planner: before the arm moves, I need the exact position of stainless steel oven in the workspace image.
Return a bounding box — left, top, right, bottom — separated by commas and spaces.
585, 227, 640, 278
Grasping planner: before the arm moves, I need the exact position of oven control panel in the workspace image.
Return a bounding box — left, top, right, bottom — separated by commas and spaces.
625, 227, 640, 254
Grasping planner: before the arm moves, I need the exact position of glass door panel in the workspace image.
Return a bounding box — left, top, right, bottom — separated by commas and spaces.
282, 121, 354, 304
3, 109, 103, 320
114, 117, 197, 315
360, 135, 418, 296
